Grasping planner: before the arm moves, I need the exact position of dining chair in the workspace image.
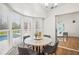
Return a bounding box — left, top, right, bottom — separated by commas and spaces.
23, 35, 32, 48
63, 32, 68, 42
23, 35, 30, 43
23, 35, 30, 40
18, 47, 38, 55
6, 35, 35, 55
44, 35, 51, 38
42, 41, 59, 55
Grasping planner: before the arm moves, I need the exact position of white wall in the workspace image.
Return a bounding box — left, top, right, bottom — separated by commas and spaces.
56, 12, 79, 37
44, 12, 56, 44
53, 3, 79, 37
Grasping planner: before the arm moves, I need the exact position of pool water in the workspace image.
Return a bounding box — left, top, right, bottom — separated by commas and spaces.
0, 34, 21, 41
0, 36, 7, 41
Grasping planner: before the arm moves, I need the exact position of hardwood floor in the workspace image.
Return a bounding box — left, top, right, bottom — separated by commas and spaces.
56, 36, 79, 55
56, 47, 79, 55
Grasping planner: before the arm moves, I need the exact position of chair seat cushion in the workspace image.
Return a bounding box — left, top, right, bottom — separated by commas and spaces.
43, 41, 59, 54
43, 45, 55, 53
27, 48, 37, 55
18, 47, 37, 55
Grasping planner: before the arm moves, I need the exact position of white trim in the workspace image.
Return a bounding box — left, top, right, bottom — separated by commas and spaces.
58, 46, 79, 52
21, 16, 24, 42
8, 12, 13, 47
12, 29, 21, 31
0, 30, 9, 31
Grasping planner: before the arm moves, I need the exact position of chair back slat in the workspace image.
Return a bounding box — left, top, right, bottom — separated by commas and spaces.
44, 35, 51, 38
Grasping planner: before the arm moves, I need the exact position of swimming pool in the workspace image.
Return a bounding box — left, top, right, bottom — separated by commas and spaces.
0, 34, 21, 41
0, 36, 7, 41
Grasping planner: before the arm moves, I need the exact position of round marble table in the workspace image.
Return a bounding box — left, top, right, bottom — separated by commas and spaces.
24, 37, 52, 46
24, 37, 52, 54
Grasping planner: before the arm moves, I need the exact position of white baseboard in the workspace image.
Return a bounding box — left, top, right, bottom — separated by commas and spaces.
58, 46, 79, 52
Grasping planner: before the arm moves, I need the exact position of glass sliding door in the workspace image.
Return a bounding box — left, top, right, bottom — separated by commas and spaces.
0, 8, 9, 54
23, 17, 32, 36
0, 15, 9, 41
11, 12, 22, 46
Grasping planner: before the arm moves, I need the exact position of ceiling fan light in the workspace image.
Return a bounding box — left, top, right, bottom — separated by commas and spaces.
54, 3, 58, 6
44, 3, 49, 6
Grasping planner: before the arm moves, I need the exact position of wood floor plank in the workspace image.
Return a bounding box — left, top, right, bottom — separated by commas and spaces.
56, 36, 79, 55
56, 47, 79, 55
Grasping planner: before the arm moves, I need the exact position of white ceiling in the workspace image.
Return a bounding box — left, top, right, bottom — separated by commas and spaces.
9, 3, 51, 18
7, 3, 64, 18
